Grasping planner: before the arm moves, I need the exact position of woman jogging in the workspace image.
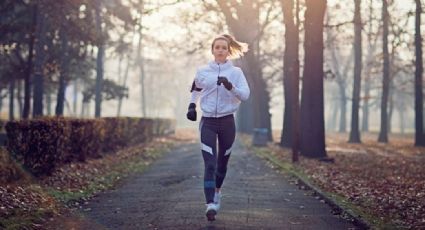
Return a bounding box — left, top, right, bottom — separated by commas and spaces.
186, 34, 250, 221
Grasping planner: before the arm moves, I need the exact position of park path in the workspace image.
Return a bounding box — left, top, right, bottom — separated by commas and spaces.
73, 139, 357, 230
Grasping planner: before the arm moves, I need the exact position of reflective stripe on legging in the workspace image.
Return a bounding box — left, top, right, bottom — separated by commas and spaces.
199, 114, 235, 204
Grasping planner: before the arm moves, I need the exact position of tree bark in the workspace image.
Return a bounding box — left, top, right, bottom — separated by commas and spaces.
73, 80, 78, 116
338, 81, 347, 133
415, 0, 424, 145
17, 80, 23, 118
136, 9, 147, 117
46, 91, 52, 115
349, 0, 362, 143
23, 2, 37, 119
95, 0, 104, 118
118, 56, 131, 117
32, 3, 46, 118
378, 0, 390, 143
388, 81, 394, 133
328, 98, 339, 131
55, 23, 69, 116
361, 80, 370, 132
361, 0, 377, 132
9, 79, 15, 120
399, 107, 405, 134
300, 0, 327, 158
280, 0, 300, 151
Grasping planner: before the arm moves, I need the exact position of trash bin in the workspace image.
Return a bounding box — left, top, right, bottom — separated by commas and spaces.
252, 128, 268, 146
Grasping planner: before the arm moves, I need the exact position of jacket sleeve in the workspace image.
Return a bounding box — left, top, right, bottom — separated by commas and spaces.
194, 68, 208, 89
230, 69, 250, 101
189, 90, 201, 104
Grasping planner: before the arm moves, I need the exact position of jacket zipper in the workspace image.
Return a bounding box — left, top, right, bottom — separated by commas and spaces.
215, 63, 220, 118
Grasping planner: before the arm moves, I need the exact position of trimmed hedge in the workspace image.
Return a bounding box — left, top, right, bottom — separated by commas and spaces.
69, 119, 105, 162
4, 117, 175, 177
5, 117, 71, 176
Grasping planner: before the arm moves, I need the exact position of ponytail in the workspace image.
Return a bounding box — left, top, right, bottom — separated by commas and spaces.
211, 34, 249, 59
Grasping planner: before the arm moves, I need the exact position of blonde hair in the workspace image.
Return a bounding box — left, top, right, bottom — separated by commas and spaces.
211, 34, 249, 59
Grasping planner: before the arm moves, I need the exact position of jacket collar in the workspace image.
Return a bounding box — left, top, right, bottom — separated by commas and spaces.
208, 60, 233, 71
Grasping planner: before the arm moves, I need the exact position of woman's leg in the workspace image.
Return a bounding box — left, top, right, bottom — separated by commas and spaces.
199, 118, 218, 204
216, 116, 236, 189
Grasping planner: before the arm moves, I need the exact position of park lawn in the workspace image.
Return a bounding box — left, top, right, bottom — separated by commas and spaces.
243, 132, 425, 229
0, 130, 195, 230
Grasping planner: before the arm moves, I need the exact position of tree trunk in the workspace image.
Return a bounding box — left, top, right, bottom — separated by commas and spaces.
55, 24, 69, 116
236, 98, 254, 133
415, 0, 424, 145
73, 80, 78, 116
399, 107, 405, 134
378, 0, 390, 143
81, 102, 86, 117
300, 0, 327, 158
361, 80, 370, 132
136, 10, 147, 117
17, 80, 23, 118
94, 0, 104, 118
46, 91, 52, 115
9, 79, 15, 120
56, 74, 66, 116
349, 0, 362, 143
216, 1, 271, 137
388, 83, 394, 133
280, 0, 300, 151
118, 56, 131, 117
32, 3, 46, 118
362, 0, 378, 132
328, 98, 339, 131
291, 0, 301, 161
338, 81, 347, 133
242, 48, 271, 134
23, 2, 37, 119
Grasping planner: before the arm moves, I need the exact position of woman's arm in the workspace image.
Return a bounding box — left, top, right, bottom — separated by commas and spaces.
230, 69, 250, 101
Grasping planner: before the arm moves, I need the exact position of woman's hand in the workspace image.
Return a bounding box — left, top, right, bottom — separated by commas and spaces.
217, 76, 233, 91
186, 103, 197, 121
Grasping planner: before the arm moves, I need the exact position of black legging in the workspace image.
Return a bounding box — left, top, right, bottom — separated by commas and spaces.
199, 114, 236, 204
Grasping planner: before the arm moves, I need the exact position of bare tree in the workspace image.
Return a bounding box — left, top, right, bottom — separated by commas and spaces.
349, 0, 362, 143
215, 0, 272, 137
32, 3, 47, 117
300, 0, 327, 158
378, 0, 390, 142
94, 0, 104, 118
415, 0, 424, 146
280, 0, 300, 148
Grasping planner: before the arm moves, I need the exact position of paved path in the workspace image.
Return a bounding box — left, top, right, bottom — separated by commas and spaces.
78, 140, 357, 230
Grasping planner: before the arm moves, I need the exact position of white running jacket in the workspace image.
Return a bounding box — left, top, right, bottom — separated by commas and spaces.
190, 60, 250, 118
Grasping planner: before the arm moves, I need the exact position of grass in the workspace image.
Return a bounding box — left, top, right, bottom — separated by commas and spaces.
0, 209, 51, 230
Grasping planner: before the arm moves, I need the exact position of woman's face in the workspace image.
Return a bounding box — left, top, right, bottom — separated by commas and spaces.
212, 39, 229, 63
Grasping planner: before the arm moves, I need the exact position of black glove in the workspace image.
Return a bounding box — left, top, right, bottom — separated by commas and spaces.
217, 76, 233, 91
186, 103, 197, 121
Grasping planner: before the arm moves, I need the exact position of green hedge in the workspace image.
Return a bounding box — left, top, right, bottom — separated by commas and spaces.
4, 117, 175, 177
